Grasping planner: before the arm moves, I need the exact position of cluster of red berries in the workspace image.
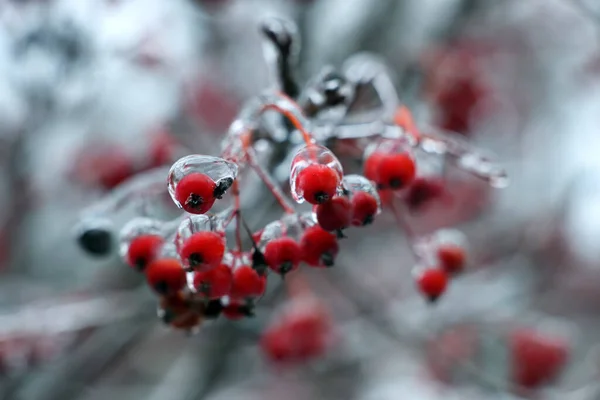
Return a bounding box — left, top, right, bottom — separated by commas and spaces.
73, 31, 506, 368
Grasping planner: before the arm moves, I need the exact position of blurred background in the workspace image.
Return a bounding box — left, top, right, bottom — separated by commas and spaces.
1, 0, 600, 399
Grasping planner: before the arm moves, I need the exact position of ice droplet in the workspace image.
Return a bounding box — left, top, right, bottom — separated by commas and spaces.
174, 214, 215, 254
168, 155, 238, 208
258, 213, 312, 248
342, 174, 382, 214
289, 144, 343, 203
119, 217, 164, 260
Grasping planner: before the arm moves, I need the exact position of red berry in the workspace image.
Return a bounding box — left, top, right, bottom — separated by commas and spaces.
300, 226, 339, 268
296, 164, 340, 205
509, 328, 569, 389
126, 234, 163, 271
261, 299, 332, 364
437, 245, 466, 275
159, 293, 203, 330
363, 152, 384, 182
405, 177, 445, 211
175, 173, 217, 214
193, 263, 232, 299
261, 327, 295, 363
416, 268, 448, 302
376, 152, 416, 190
230, 265, 267, 299
315, 196, 352, 232
179, 231, 225, 272
350, 191, 379, 226
145, 258, 186, 295
264, 237, 302, 275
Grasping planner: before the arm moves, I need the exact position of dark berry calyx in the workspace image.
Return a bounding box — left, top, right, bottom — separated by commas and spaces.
153, 281, 169, 295
314, 191, 330, 204
251, 250, 268, 275
188, 253, 203, 267
198, 281, 211, 295
279, 261, 294, 275
389, 178, 403, 189
427, 295, 440, 304
203, 300, 224, 319
321, 252, 335, 267
185, 193, 205, 210
213, 178, 234, 199
362, 215, 375, 226
239, 304, 256, 318
134, 257, 147, 271
335, 230, 347, 239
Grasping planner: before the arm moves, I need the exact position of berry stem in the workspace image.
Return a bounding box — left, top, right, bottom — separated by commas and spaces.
394, 106, 421, 144
259, 92, 314, 146
246, 148, 296, 214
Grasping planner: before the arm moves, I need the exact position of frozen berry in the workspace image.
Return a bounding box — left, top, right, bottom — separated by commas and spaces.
416, 268, 448, 302
315, 196, 352, 232
126, 234, 163, 271
350, 191, 379, 226
179, 231, 226, 272
300, 226, 339, 268
296, 164, 340, 205
193, 263, 232, 299
174, 173, 217, 214
146, 258, 186, 295
264, 237, 302, 275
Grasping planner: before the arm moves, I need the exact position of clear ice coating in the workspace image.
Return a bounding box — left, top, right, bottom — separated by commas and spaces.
257, 213, 313, 248
118, 217, 165, 259
342, 174, 382, 212
418, 128, 509, 189
341, 52, 400, 117
221, 91, 315, 163
289, 144, 344, 203
174, 214, 216, 254
363, 136, 415, 160
412, 228, 468, 266
168, 155, 239, 209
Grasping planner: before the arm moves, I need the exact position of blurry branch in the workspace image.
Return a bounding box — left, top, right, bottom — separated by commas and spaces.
0, 289, 151, 337
14, 319, 154, 400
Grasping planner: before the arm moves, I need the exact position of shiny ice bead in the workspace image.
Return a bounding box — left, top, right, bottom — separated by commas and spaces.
414, 229, 469, 275
174, 215, 215, 253
168, 155, 238, 214
342, 174, 382, 226
175, 215, 226, 272
290, 144, 343, 204
119, 218, 163, 257
119, 218, 166, 270
363, 137, 417, 191
257, 213, 311, 248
